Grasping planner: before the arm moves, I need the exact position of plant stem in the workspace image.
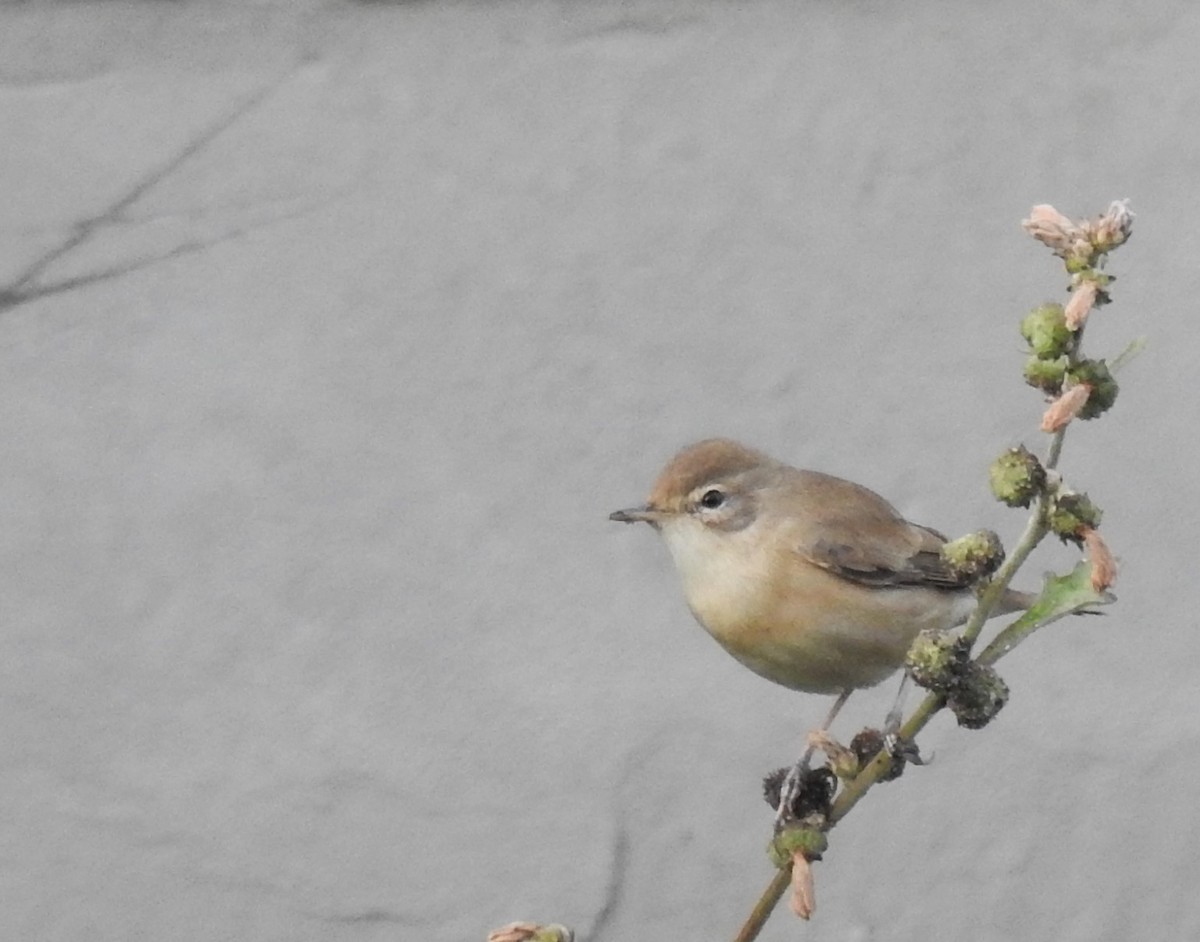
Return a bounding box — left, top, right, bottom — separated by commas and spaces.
733, 422, 1070, 940
732, 692, 945, 942
1044, 427, 1066, 470
829, 692, 943, 823
960, 423, 1067, 648
731, 867, 791, 942
959, 510, 1046, 648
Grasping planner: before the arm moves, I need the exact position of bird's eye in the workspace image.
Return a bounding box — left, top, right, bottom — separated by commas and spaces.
699, 489, 726, 510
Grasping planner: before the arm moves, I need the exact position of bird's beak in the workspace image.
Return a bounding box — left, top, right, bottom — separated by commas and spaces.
609, 504, 664, 525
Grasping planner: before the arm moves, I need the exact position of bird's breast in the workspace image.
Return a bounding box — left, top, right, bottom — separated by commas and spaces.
657, 519, 972, 693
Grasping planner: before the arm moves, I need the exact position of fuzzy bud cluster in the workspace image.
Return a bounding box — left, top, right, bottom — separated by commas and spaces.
905, 629, 1009, 729
1021, 303, 1073, 360
768, 826, 829, 868
939, 530, 1005, 582
1048, 490, 1103, 546
1069, 359, 1119, 419
989, 446, 1047, 507
1023, 200, 1133, 270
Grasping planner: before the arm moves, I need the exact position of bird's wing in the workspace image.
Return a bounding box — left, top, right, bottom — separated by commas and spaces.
787, 470, 971, 591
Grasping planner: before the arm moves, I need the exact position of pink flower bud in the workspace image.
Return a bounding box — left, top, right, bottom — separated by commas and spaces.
1041, 384, 1091, 432
1082, 527, 1117, 592
1022, 204, 1085, 254
790, 851, 817, 920
1064, 280, 1099, 329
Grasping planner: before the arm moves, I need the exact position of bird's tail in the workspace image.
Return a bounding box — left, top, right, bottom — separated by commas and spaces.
993, 586, 1102, 617
996, 587, 1037, 615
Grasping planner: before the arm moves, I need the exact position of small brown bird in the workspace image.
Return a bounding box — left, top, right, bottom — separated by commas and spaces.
610, 439, 1031, 738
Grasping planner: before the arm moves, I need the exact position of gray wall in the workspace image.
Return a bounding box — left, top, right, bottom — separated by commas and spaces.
1, 2, 1195, 940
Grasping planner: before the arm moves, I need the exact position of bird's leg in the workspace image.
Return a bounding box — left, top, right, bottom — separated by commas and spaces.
776, 688, 852, 826
882, 671, 927, 766
882, 671, 910, 738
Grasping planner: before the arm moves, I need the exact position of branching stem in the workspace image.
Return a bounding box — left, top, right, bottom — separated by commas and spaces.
728, 201, 1132, 942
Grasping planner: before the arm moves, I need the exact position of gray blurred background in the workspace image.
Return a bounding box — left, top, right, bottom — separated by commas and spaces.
1, 1, 1196, 940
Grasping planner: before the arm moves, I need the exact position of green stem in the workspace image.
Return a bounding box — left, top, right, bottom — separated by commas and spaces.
960, 424, 1066, 649
829, 692, 944, 823
731, 866, 791, 942
959, 510, 1047, 649
1044, 427, 1066, 470
732, 420, 1072, 940
732, 301, 1101, 942
734, 692, 945, 941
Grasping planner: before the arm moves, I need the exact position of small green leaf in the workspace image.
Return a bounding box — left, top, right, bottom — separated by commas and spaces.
978, 562, 1115, 665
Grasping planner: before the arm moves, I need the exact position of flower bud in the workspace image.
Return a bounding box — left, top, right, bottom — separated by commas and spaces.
1069, 359, 1119, 419
789, 852, 817, 920
989, 446, 1047, 507
940, 530, 1005, 582
1023, 355, 1069, 394
947, 663, 1009, 729
1064, 279, 1099, 329
1020, 303, 1074, 358
906, 628, 966, 694
1022, 205, 1083, 255
1048, 491, 1103, 545
1083, 527, 1118, 592
847, 728, 905, 782
763, 766, 836, 820
769, 826, 829, 869
1040, 384, 1091, 432
1086, 199, 1135, 254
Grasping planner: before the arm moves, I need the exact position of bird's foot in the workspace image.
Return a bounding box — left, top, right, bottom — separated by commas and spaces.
884, 732, 928, 767
821, 727, 926, 783
882, 698, 906, 739
774, 760, 807, 828
881, 706, 930, 768
805, 729, 860, 780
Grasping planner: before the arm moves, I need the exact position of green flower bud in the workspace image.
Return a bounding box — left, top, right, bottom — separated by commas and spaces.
1048, 491, 1103, 545
906, 628, 966, 694
1021, 303, 1073, 358
1023, 354, 1069, 393
940, 530, 1005, 582
1069, 359, 1119, 419
989, 446, 1047, 507
948, 663, 1009, 729
769, 826, 829, 867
